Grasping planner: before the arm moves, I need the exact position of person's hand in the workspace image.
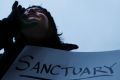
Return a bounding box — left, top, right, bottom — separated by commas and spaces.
0, 1, 25, 49
8, 1, 25, 22
4, 1, 26, 36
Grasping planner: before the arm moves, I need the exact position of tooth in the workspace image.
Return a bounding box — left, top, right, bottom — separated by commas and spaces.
28, 17, 35, 20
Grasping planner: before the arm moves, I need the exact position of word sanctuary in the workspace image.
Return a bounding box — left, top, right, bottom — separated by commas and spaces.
15, 55, 117, 80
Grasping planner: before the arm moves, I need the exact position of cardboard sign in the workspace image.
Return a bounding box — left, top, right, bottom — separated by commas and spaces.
2, 46, 120, 80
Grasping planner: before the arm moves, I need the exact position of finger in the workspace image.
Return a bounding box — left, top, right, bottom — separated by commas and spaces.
18, 5, 23, 13
12, 1, 18, 10
21, 8, 26, 13
18, 5, 22, 10
18, 5, 26, 13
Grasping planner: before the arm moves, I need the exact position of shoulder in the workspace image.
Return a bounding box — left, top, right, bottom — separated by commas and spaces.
0, 54, 3, 66
0, 54, 2, 57
0, 54, 3, 60
0, 54, 3, 57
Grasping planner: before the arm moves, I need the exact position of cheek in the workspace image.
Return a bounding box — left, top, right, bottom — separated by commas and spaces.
37, 13, 49, 28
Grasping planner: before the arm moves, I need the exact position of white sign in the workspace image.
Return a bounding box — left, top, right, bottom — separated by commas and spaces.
2, 46, 120, 80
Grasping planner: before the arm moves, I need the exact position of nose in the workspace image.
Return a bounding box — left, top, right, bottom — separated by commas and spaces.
29, 9, 36, 14
24, 9, 36, 15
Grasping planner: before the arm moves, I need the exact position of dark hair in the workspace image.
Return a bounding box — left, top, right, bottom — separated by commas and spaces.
16, 6, 79, 51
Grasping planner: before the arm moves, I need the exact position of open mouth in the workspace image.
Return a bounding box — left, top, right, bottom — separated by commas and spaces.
26, 14, 40, 20
22, 9, 49, 28
28, 16, 42, 21
24, 13, 45, 22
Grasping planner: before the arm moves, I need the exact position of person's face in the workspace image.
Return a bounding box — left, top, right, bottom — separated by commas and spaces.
21, 7, 49, 41
23, 7, 48, 27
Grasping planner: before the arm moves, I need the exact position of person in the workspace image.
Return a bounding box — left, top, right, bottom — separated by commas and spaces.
0, 1, 79, 79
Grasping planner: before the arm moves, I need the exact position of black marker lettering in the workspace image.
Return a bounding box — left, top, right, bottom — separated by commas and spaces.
61, 67, 73, 76
40, 64, 52, 74
31, 62, 40, 73
73, 68, 82, 75
93, 67, 107, 75
104, 63, 117, 74
16, 55, 34, 71
50, 65, 61, 75
80, 67, 90, 76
